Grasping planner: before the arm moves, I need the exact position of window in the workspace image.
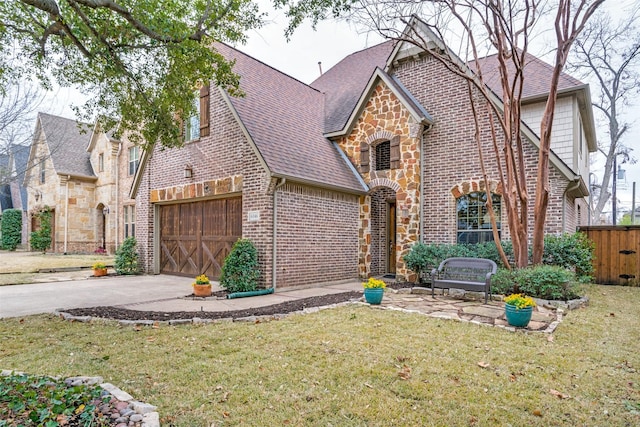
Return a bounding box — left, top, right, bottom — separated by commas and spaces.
457, 192, 501, 244
124, 205, 135, 238
375, 140, 390, 170
98, 153, 104, 172
185, 91, 201, 142
128, 146, 139, 176
39, 158, 45, 184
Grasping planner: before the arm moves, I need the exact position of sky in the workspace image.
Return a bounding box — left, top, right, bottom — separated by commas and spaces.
46, 0, 640, 217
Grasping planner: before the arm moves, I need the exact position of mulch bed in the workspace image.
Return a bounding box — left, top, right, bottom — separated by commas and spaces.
62, 282, 417, 321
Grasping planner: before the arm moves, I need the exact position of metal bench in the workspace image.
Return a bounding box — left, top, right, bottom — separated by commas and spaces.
431, 257, 497, 303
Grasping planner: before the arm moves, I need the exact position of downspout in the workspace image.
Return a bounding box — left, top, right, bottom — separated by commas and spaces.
64, 175, 69, 253
272, 178, 286, 292
419, 125, 432, 243
114, 143, 122, 250
562, 178, 581, 232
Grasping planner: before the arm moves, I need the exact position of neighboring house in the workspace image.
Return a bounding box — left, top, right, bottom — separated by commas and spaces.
131, 27, 595, 287
0, 143, 30, 245
23, 113, 137, 253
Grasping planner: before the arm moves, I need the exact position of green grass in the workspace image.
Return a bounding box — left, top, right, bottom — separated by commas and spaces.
1, 285, 639, 426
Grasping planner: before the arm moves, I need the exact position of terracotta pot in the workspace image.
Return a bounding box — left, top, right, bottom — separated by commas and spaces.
93, 268, 107, 277
193, 283, 212, 297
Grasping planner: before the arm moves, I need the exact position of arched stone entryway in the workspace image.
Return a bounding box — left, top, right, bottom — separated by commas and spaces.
96, 203, 107, 250
369, 186, 397, 277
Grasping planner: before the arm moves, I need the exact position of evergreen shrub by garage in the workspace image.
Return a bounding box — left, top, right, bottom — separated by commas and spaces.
220, 238, 260, 293
1, 208, 22, 251
115, 236, 139, 275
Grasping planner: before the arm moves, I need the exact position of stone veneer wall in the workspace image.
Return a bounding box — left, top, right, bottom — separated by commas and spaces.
391, 53, 572, 243
336, 81, 422, 281
275, 183, 359, 288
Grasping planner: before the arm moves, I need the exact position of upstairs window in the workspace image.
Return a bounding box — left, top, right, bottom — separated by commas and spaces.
185, 91, 201, 142
128, 146, 139, 176
98, 153, 104, 172
457, 192, 501, 244
375, 140, 391, 170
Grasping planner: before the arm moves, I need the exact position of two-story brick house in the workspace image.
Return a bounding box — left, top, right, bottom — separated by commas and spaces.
24, 113, 138, 253
132, 29, 595, 288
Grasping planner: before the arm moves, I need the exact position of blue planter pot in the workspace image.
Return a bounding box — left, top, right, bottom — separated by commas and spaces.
364, 288, 384, 305
504, 304, 533, 327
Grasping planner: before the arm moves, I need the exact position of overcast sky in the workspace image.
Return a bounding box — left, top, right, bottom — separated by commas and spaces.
49, 0, 640, 213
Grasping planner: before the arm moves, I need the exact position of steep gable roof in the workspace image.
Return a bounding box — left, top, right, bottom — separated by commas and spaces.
473, 51, 584, 100
216, 43, 366, 193
311, 41, 395, 134
38, 113, 95, 179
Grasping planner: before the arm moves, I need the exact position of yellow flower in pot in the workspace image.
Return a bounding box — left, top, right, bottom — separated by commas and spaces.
362, 278, 386, 305
92, 262, 107, 277
504, 293, 536, 327
193, 274, 212, 297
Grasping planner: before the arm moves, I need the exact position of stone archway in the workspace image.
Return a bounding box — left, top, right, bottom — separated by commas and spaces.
369, 186, 397, 277
96, 203, 106, 250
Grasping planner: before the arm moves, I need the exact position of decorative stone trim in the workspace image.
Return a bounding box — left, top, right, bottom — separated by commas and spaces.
366, 130, 396, 145
0, 370, 159, 427
150, 174, 242, 203
450, 179, 502, 199
368, 178, 400, 193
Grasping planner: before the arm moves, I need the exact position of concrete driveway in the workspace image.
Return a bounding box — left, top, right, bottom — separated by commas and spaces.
0, 275, 194, 318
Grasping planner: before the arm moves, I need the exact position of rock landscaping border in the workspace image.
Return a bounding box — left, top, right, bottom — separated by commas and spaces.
0, 369, 159, 427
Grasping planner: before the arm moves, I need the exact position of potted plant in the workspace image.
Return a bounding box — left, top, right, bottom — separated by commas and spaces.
193, 274, 212, 297
362, 278, 386, 305
504, 293, 536, 327
92, 262, 108, 277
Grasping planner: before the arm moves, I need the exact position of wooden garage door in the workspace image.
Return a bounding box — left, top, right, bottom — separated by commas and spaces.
160, 197, 242, 279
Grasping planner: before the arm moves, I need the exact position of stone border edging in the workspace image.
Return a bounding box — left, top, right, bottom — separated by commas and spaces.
0, 369, 159, 427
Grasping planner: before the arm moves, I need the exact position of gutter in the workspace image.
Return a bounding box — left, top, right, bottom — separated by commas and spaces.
419, 124, 433, 243
64, 175, 69, 253
562, 178, 582, 232
114, 143, 122, 249
272, 178, 286, 292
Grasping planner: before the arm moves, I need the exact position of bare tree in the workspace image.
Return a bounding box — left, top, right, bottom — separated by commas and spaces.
567, 6, 640, 224
0, 82, 44, 187
279, 0, 603, 267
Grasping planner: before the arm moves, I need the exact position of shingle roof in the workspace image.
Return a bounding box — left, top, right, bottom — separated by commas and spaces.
38, 113, 95, 178
473, 51, 584, 99
216, 43, 366, 193
311, 41, 395, 133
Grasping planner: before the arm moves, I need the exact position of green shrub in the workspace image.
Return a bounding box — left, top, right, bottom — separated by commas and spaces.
490, 268, 517, 295
115, 236, 139, 275
491, 265, 579, 301
29, 207, 52, 253
404, 241, 513, 283
1, 208, 22, 251
220, 238, 260, 293
542, 233, 594, 282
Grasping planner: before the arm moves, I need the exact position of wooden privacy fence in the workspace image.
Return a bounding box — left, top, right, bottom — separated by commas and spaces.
578, 226, 640, 286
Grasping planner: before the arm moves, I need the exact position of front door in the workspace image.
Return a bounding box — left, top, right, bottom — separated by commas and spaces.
387, 201, 396, 274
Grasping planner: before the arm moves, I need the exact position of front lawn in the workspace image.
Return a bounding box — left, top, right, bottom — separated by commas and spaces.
1, 285, 639, 426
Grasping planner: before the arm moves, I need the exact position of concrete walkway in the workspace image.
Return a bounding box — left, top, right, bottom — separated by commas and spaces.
0, 275, 562, 332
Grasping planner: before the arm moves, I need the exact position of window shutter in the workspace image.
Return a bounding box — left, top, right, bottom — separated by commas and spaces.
390, 135, 400, 169
199, 84, 210, 137
360, 143, 370, 173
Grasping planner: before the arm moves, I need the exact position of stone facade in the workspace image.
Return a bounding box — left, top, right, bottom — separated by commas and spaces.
336, 81, 422, 281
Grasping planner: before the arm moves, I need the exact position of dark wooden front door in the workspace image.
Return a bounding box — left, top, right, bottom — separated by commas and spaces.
387, 201, 396, 273
160, 197, 242, 279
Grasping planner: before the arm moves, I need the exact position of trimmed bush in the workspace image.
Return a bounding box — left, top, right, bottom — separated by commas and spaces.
542, 233, 594, 282
403, 241, 513, 282
30, 207, 52, 253
491, 265, 580, 301
1, 208, 22, 251
220, 238, 260, 293
115, 236, 139, 275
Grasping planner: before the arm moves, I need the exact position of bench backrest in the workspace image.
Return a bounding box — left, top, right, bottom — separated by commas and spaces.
437, 257, 497, 282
